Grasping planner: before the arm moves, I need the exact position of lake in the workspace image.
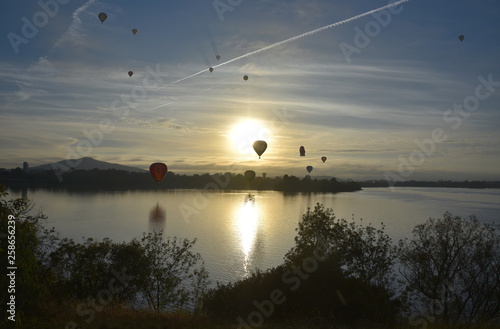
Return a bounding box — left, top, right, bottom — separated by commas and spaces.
8, 187, 500, 286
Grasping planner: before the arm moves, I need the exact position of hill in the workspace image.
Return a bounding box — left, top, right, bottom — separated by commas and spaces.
30, 157, 146, 173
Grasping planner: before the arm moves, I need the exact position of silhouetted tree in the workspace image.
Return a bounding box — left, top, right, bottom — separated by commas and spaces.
0, 185, 56, 323
137, 231, 209, 314
285, 203, 396, 287
399, 212, 500, 325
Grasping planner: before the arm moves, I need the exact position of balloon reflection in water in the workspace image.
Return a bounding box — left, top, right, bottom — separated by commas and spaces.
149, 202, 166, 232
234, 196, 260, 276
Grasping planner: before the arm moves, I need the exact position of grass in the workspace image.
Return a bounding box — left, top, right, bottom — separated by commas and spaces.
16, 301, 498, 329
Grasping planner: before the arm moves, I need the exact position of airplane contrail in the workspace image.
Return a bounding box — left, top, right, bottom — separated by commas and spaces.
211, 0, 411, 69
153, 0, 410, 91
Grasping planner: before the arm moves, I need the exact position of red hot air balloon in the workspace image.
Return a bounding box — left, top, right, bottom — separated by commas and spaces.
149, 163, 168, 184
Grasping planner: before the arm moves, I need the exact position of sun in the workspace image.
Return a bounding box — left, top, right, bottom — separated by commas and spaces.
228, 119, 270, 155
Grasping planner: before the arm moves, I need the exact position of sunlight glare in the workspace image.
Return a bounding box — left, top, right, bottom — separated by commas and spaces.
228, 119, 270, 155
235, 198, 260, 274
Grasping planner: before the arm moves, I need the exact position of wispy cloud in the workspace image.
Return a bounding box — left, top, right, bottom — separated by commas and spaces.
52, 0, 97, 50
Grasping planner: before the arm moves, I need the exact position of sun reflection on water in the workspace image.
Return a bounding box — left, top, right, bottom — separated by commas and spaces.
234, 195, 260, 275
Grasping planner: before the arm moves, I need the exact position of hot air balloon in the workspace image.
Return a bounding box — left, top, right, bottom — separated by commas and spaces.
244, 170, 256, 183
253, 140, 267, 159
216, 55, 221, 60
299, 146, 305, 156
243, 75, 248, 81
128, 71, 133, 77
98, 12, 107, 23
209, 67, 214, 73
321, 156, 327, 163
459, 35, 464, 42
149, 163, 168, 184
306, 166, 313, 174
132, 28, 138, 35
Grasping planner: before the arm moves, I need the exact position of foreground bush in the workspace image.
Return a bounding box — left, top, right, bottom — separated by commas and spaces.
204, 203, 400, 327
399, 211, 500, 326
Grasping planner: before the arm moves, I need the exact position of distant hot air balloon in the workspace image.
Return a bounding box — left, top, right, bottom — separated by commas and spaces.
459, 35, 464, 42
128, 71, 133, 77
132, 28, 138, 35
244, 170, 256, 183
216, 55, 221, 60
306, 166, 313, 174
98, 12, 107, 23
209, 67, 214, 73
243, 75, 248, 81
299, 146, 305, 156
321, 156, 327, 163
149, 163, 168, 184
253, 140, 267, 159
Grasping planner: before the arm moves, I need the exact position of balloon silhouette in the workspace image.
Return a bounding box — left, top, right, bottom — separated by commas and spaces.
128, 71, 133, 77
243, 75, 248, 81
132, 28, 138, 35
459, 35, 464, 42
321, 156, 327, 163
299, 146, 305, 156
306, 166, 313, 174
149, 163, 168, 184
244, 170, 256, 183
98, 12, 107, 23
253, 140, 267, 159
209, 67, 214, 72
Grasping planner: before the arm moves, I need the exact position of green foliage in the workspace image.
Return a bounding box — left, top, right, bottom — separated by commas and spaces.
398, 211, 500, 325
137, 231, 209, 314
49, 237, 114, 300
285, 203, 396, 287
204, 203, 400, 326
0, 185, 56, 323
203, 263, 400, 327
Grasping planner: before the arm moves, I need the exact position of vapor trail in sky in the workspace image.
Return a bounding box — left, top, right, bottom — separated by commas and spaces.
153, 0, 410, 95
212, 0, 411, 69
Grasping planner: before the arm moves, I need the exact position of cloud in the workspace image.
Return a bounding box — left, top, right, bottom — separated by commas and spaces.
52, 0, 97, 50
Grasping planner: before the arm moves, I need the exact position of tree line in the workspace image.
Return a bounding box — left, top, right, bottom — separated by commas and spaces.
1, 185, 499, 328
0, 168, 362, 193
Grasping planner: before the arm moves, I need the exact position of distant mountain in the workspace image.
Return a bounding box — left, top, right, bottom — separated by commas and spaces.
30, 157, 146, 173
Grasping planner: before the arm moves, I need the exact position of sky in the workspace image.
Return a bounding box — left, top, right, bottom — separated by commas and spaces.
1, 0, 500, 181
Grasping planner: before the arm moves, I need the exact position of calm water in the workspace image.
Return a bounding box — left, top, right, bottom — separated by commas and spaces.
9, 187, 500, 285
